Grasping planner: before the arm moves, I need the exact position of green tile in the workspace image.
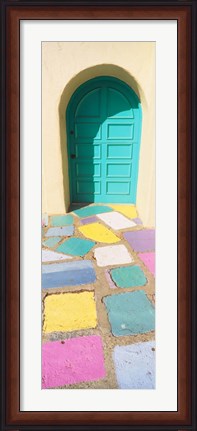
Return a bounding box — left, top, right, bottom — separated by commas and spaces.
103, 291, 155, 336
50, 215, 74, 226
42, 237, 61, 248
73, 205, 113, 218
56, 237, 95, 257
111, 265, 147, 288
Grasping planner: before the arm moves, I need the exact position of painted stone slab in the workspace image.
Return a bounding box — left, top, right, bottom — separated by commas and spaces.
97, 212, 136, 230
105, 270, 117, 289
138, 252, 155, 276
109, 204, 137, 219
56, 237, 95, 256
45, 226, 74, 237
42, 260, 96, 288
50, 214, 74, 226
42, 335, 106, 388
43, 291, 97, 333
42, 261, 94, 274
94, 244, 133, 267
103, 290, 155, 336
42, 249, 72, 262
74, 205, 113, 218
132, 217, 143, 225
110, 265, 147, 288
113, 341, 155, 389
78, 223, 120, 244
124, 229, 155, 252
80, 216, 98, 225
42, 236, 61, 248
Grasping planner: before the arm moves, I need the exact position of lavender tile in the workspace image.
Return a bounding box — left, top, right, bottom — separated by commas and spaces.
80, 216, 98, 225
132, 217, 143, 225
124, 229, 155, 252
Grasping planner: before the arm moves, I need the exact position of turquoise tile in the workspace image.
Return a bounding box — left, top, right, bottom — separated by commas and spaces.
56, 237, 95, 257
42, 237, 61, 248
103, 291, 155, 336
73, 205, 113, 218
50, 215, 74, 226
111, 265, 147, 288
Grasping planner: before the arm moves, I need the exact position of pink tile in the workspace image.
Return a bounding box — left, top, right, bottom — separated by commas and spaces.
42, 335, 106, 388
138, 252, 155, 276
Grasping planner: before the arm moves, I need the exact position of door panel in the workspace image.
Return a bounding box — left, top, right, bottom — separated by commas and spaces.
75, 123, 102, 139
107, 123, 134, 139
107, 144, 133, 159
106, 163, 131, 178
67, 77, 142, 203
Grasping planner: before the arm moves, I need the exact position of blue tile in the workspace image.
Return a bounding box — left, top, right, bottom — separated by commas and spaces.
113, 341, 155, 389
103, 290, 155, 336
45, 226, 74, 237
42, 260, 96, 288
42, 260, 93, 273
110, 265, 147, 288
42, 237, 61, 248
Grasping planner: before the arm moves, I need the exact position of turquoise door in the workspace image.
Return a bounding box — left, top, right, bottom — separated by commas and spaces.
66, 76, 142, 203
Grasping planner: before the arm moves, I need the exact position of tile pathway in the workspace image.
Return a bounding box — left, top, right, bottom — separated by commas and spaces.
42, 204, 155, 389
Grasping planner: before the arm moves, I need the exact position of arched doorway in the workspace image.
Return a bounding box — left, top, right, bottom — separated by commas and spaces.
66, 76, 142, 204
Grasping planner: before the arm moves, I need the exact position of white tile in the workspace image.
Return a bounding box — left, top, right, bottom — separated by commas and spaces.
94, 244, 134, 267
97, 211, 136, 230
42, 249, 72, 262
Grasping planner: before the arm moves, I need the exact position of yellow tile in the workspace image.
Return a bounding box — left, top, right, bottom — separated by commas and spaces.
108, 205, 138, 219
43, 292, 97, 333
78, 222, 120, 243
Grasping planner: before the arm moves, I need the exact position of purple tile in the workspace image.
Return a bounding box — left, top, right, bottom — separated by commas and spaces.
132, 217, 143, 225
105, 270, 117, 289
124, 229, 155, 252
80, 216, 98, 225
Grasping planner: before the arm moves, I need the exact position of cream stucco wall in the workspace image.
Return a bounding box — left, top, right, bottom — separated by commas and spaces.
42, 42, 155, 227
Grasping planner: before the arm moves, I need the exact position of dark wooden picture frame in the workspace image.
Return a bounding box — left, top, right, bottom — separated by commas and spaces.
0, 1, 196, 430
